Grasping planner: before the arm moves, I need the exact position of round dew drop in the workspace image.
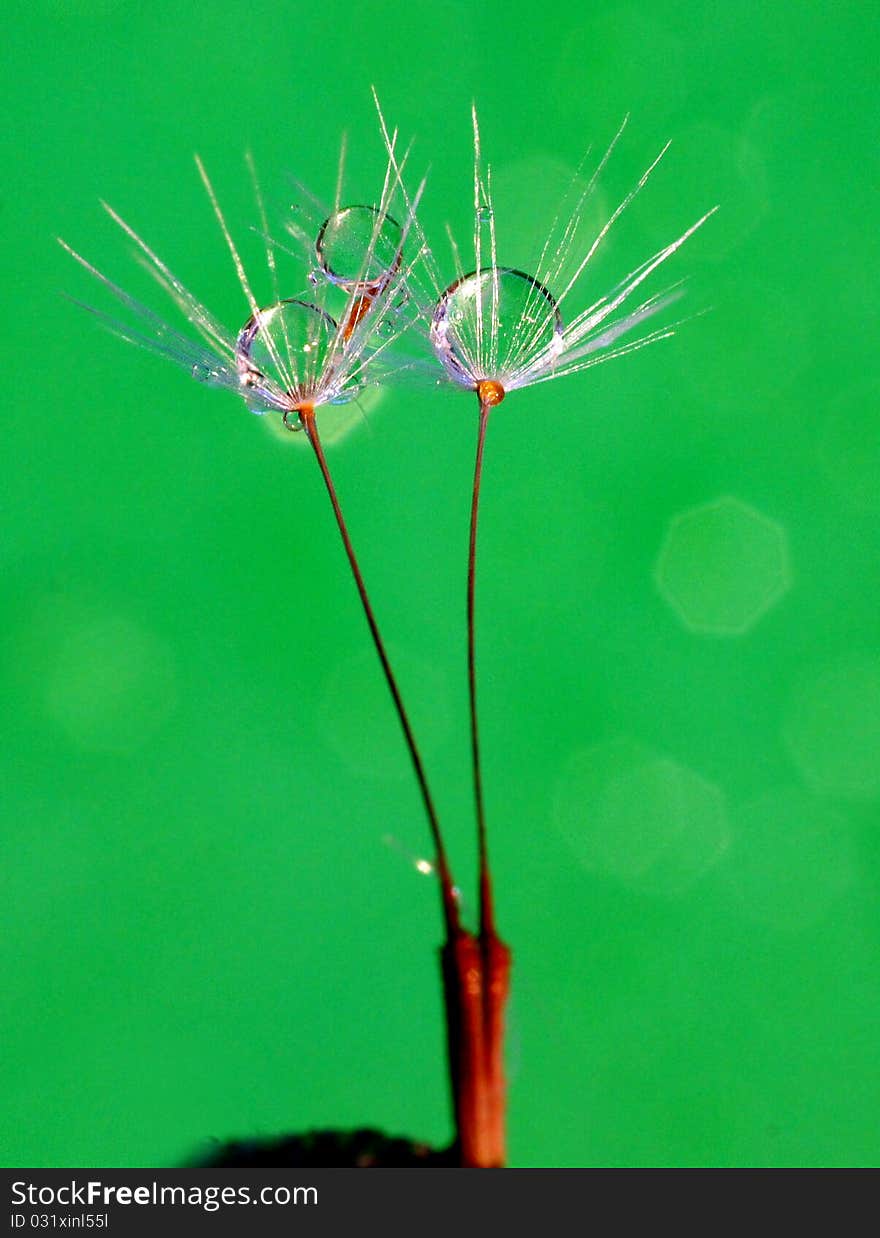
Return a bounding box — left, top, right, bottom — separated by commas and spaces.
234, 299, 354, 410
316, 205, 403, 291
430, 267, 563, 389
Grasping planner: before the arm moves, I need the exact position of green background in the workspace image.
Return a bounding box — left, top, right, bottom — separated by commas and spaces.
2, 0, 878, 1168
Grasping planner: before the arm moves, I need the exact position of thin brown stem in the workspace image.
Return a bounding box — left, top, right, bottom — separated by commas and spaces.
300, 406, 459, 936
302, 398, 510, 1168
468, 396, 493, 935
459, 383, 512, 1168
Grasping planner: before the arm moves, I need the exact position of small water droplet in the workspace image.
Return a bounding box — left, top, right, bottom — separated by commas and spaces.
316, 204, 403, 291
478, 204, 493, 224
307, 269, 319, 286
191, 362, 221, 384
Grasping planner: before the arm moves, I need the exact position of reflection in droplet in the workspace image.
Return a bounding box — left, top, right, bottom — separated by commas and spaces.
553, 738, 729, 896
654, 495, 791, 636
315, 205, 402, 290
235, 298, 359, 409
430, 267, 563, 388
725, 786, 855, 931
783, 654, 880, 799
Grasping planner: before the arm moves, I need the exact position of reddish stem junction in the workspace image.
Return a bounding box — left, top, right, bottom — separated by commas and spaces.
299, 379, 510, 1168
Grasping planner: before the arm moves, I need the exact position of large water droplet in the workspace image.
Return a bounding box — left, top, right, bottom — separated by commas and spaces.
316, 204, 403, 290
430, 267, 563, 387
235, 299, 338, 406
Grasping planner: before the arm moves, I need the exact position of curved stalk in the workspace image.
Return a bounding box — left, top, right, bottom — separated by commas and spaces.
300, 405, 459, 936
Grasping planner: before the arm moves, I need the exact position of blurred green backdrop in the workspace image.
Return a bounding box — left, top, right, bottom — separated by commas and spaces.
2, 0, 878, 1168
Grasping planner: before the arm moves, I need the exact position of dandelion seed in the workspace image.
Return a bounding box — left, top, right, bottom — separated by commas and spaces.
377, 102, 716, 406
431, 267, 563, 390
59, 143, 426, 433
59, 137, 460, 940
377, 99, 716, 922
383, 101, 709, 948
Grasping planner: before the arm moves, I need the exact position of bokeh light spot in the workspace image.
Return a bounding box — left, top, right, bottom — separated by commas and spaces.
43, 609, 176, 753
655, 495, 791, 635
783, 654, 880, 799
554, 738, 729, 896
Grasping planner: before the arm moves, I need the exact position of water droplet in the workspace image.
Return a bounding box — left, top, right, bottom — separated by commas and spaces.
191, 361, 220, 383
478, 204, 493, 224
307, 269, 320, 286
235, 299, 343, 406
430, 267, 563, 386
316, 204, 403, 291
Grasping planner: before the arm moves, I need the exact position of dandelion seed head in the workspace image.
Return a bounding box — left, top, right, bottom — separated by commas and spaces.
430, 267, 563, 394
371, 95, 716, 404
234, 298, 363, 419
61, 130, 427, 439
